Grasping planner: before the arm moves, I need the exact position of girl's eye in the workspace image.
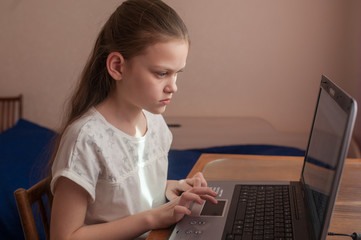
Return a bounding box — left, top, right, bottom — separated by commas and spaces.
157, 72, 167, 77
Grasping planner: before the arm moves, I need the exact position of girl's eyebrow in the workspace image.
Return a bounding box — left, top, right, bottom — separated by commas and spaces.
176, 67, 185, 73
151, 65, 186, 73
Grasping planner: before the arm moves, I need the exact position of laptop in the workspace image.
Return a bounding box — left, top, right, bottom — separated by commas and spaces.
169, 75, 358, 240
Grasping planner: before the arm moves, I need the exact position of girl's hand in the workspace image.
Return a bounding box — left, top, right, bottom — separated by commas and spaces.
149, 181, 218, 229
166, 172, 209, 200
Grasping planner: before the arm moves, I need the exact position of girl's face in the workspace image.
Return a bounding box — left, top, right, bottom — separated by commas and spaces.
119, 39, 189, 114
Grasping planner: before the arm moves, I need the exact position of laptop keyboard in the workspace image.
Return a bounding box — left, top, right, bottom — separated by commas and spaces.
224, 185, 294, 240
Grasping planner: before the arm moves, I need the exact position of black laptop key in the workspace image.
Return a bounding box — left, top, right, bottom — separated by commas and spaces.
241, 232, 252, 240
235, 202, 247, 220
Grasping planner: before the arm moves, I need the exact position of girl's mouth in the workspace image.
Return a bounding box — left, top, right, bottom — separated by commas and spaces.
160, 98, 171, 105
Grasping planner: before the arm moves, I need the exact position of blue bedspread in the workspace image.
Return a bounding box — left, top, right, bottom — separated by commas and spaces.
0, 119, 305, 239
0, 119, 55, 240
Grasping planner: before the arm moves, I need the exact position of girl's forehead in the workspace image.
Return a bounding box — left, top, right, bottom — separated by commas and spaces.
129, 40, 189, 67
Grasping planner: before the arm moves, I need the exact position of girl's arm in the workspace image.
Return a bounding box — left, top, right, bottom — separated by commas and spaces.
51, 177, 151, 240
51, 176, 217, 240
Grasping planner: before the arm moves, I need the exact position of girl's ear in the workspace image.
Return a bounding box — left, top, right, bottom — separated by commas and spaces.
106, 52, 125, 81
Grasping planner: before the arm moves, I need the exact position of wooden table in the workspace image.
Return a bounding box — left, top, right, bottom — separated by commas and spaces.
147, 154, 361, 239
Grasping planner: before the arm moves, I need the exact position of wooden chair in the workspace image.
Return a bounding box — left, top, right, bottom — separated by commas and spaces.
0, 94, 23, 132
14, 176, 53, 240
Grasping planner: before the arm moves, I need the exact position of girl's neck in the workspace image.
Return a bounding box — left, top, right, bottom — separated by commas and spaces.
95, 93, 147, 138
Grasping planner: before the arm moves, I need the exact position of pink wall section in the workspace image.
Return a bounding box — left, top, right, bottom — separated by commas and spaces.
355, 77, 361, 148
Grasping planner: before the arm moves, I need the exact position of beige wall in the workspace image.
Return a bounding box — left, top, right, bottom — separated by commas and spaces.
1, 0, 360, 145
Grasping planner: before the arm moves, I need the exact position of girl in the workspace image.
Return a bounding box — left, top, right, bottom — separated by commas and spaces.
49, 0, 218, 239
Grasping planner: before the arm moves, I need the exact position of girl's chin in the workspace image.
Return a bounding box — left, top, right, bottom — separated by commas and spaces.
145, 106, 167, 115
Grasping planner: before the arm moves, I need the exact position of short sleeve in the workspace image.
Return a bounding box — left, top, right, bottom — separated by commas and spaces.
51, 123, 102, 202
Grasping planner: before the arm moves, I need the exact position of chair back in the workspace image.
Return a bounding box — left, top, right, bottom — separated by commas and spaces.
0, 94, 23, 132
14, 176, 53, 240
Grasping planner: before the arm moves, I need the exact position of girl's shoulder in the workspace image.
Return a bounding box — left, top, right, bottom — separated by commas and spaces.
63, 107, 105, 139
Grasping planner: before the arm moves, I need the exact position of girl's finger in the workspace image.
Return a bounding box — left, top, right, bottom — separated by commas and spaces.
174, 205, 191, 216
199, 194, 218, 204
194, 172, 207, 187
194, 176, 201, 188
179, 191, 204, 205
173, 205, 191, 222
190, 186, 218, 197
185, 172, 208, 187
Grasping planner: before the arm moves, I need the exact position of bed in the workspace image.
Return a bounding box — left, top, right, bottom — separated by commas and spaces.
0, 118, 306, 239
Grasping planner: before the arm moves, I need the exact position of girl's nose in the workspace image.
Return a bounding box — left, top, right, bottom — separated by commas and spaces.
164, 77, 178, 94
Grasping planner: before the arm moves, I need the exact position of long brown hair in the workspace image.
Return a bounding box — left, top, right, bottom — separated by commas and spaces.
48, 0, 189, 172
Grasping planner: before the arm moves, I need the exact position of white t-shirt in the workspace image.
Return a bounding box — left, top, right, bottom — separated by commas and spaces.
51, 107, 172, 236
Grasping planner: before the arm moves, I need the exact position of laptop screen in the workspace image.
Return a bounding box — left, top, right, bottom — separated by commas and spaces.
301, 76, 356, 239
